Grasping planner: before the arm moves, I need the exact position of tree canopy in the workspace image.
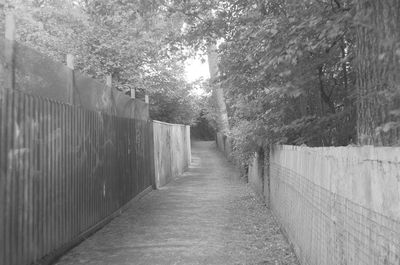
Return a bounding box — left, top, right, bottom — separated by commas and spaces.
2, 0, 203, 125
2, 0, 400, 161
166, 0, 400, 161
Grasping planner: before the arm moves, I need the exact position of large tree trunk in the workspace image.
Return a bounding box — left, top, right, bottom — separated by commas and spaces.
207, 44, 229, 133
355, 0, 400, 145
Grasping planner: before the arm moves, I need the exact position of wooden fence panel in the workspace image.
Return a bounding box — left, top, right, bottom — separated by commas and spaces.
153, 121, 191, 189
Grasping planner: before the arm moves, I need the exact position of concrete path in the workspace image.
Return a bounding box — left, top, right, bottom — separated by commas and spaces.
55, 141, 298, 265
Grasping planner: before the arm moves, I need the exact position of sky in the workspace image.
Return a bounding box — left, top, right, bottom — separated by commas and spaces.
184, 56, 210, 96
184, 56, 210, 83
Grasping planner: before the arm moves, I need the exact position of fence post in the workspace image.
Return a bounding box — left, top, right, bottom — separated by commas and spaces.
4, 13, 15, 90
66, 54, 75, 104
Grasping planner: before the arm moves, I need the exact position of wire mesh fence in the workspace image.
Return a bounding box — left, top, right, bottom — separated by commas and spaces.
270, 161, 400, 265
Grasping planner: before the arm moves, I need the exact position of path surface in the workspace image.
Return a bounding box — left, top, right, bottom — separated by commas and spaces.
55, 141, 298, 265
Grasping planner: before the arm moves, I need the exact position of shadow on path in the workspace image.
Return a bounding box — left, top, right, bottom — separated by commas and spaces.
55, 141, 298, 265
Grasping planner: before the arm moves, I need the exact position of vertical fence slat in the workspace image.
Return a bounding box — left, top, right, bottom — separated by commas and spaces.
61, 103, 66, 246
52, 101, 57, 249
72, 106, 77, 237
0, 90, 6, 265
16, 91, 22, 265
77, 107, 81, 233
83, 109, 87, 231
21, 92, 28, 265
0, 91, 5, 264
86, 111, 90, 226
66, 104, 71, 243
39, 98, 45, 257
6, 90, 12, 265
5, 89, 12, 265
78, 107, 83, 233
69, 105, 73, 241
90, 111, 94, 226
51, 100, 56, 252
10, 90, 18, 265
58, 103, 63, 246
56, 102, 61, 248
77, 107, 81, 232
32, 96, 39, 261
99, 114, 103, 220
86, 111, 90, 227
44, 99, 50, 256
23, 94, 29, 265
92, 112, 96, 223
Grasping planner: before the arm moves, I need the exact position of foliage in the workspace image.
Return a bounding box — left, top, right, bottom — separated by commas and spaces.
6, 0, 395, 159
169, 0, 358, 160
2, 0, 200, 125
190, 109, 216, 140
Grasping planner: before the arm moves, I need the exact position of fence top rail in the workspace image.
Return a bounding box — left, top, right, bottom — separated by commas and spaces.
273, 144, 400, 164
0, 88, 151, 124
153, 120, 189, 127
276, 144, 400, 150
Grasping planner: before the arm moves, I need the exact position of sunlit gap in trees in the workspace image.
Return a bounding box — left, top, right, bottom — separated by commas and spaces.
185, 61, 209, 97
184, 53, 209, 97
184, 40, 225, 97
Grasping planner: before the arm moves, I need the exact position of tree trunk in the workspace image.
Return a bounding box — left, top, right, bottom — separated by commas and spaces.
207, 44, 229, 133
355, 0, 400, 145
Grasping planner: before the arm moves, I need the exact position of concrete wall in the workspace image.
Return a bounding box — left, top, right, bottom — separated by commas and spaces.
153, 121, 191, 188
270, 145, 400, 265
216, 133, 400, 265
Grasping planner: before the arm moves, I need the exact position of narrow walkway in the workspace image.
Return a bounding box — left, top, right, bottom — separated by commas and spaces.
55, 141, 298, 265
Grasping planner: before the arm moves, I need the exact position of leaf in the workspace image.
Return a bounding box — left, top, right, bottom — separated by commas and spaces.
389, 109, 400, 117
285, 87, 302, 98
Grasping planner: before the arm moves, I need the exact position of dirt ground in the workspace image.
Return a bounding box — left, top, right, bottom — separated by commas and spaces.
55, 141, 299, 265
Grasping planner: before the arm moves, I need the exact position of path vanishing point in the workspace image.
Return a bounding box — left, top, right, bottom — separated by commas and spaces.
55, 141, 299, 265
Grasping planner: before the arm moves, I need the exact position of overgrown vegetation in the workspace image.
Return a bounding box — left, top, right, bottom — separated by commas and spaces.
169, 0, 357, 157
168, 0, 400, 162
2, 0, 400, 162
1, 0, 203, 125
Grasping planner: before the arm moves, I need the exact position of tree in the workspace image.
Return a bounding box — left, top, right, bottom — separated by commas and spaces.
207, 44, 229, 133
164, 0, 232, 132
166, 0, 357, 163
3, 0, 200, 125
355, 0, 400, 145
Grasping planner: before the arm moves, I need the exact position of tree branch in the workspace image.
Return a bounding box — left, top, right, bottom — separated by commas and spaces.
318, 66, 336, 113
333, 0, 341, 9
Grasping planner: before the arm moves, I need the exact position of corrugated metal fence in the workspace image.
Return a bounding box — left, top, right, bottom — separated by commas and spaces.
0, 19, 191, 265
0, 89, 154, 265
